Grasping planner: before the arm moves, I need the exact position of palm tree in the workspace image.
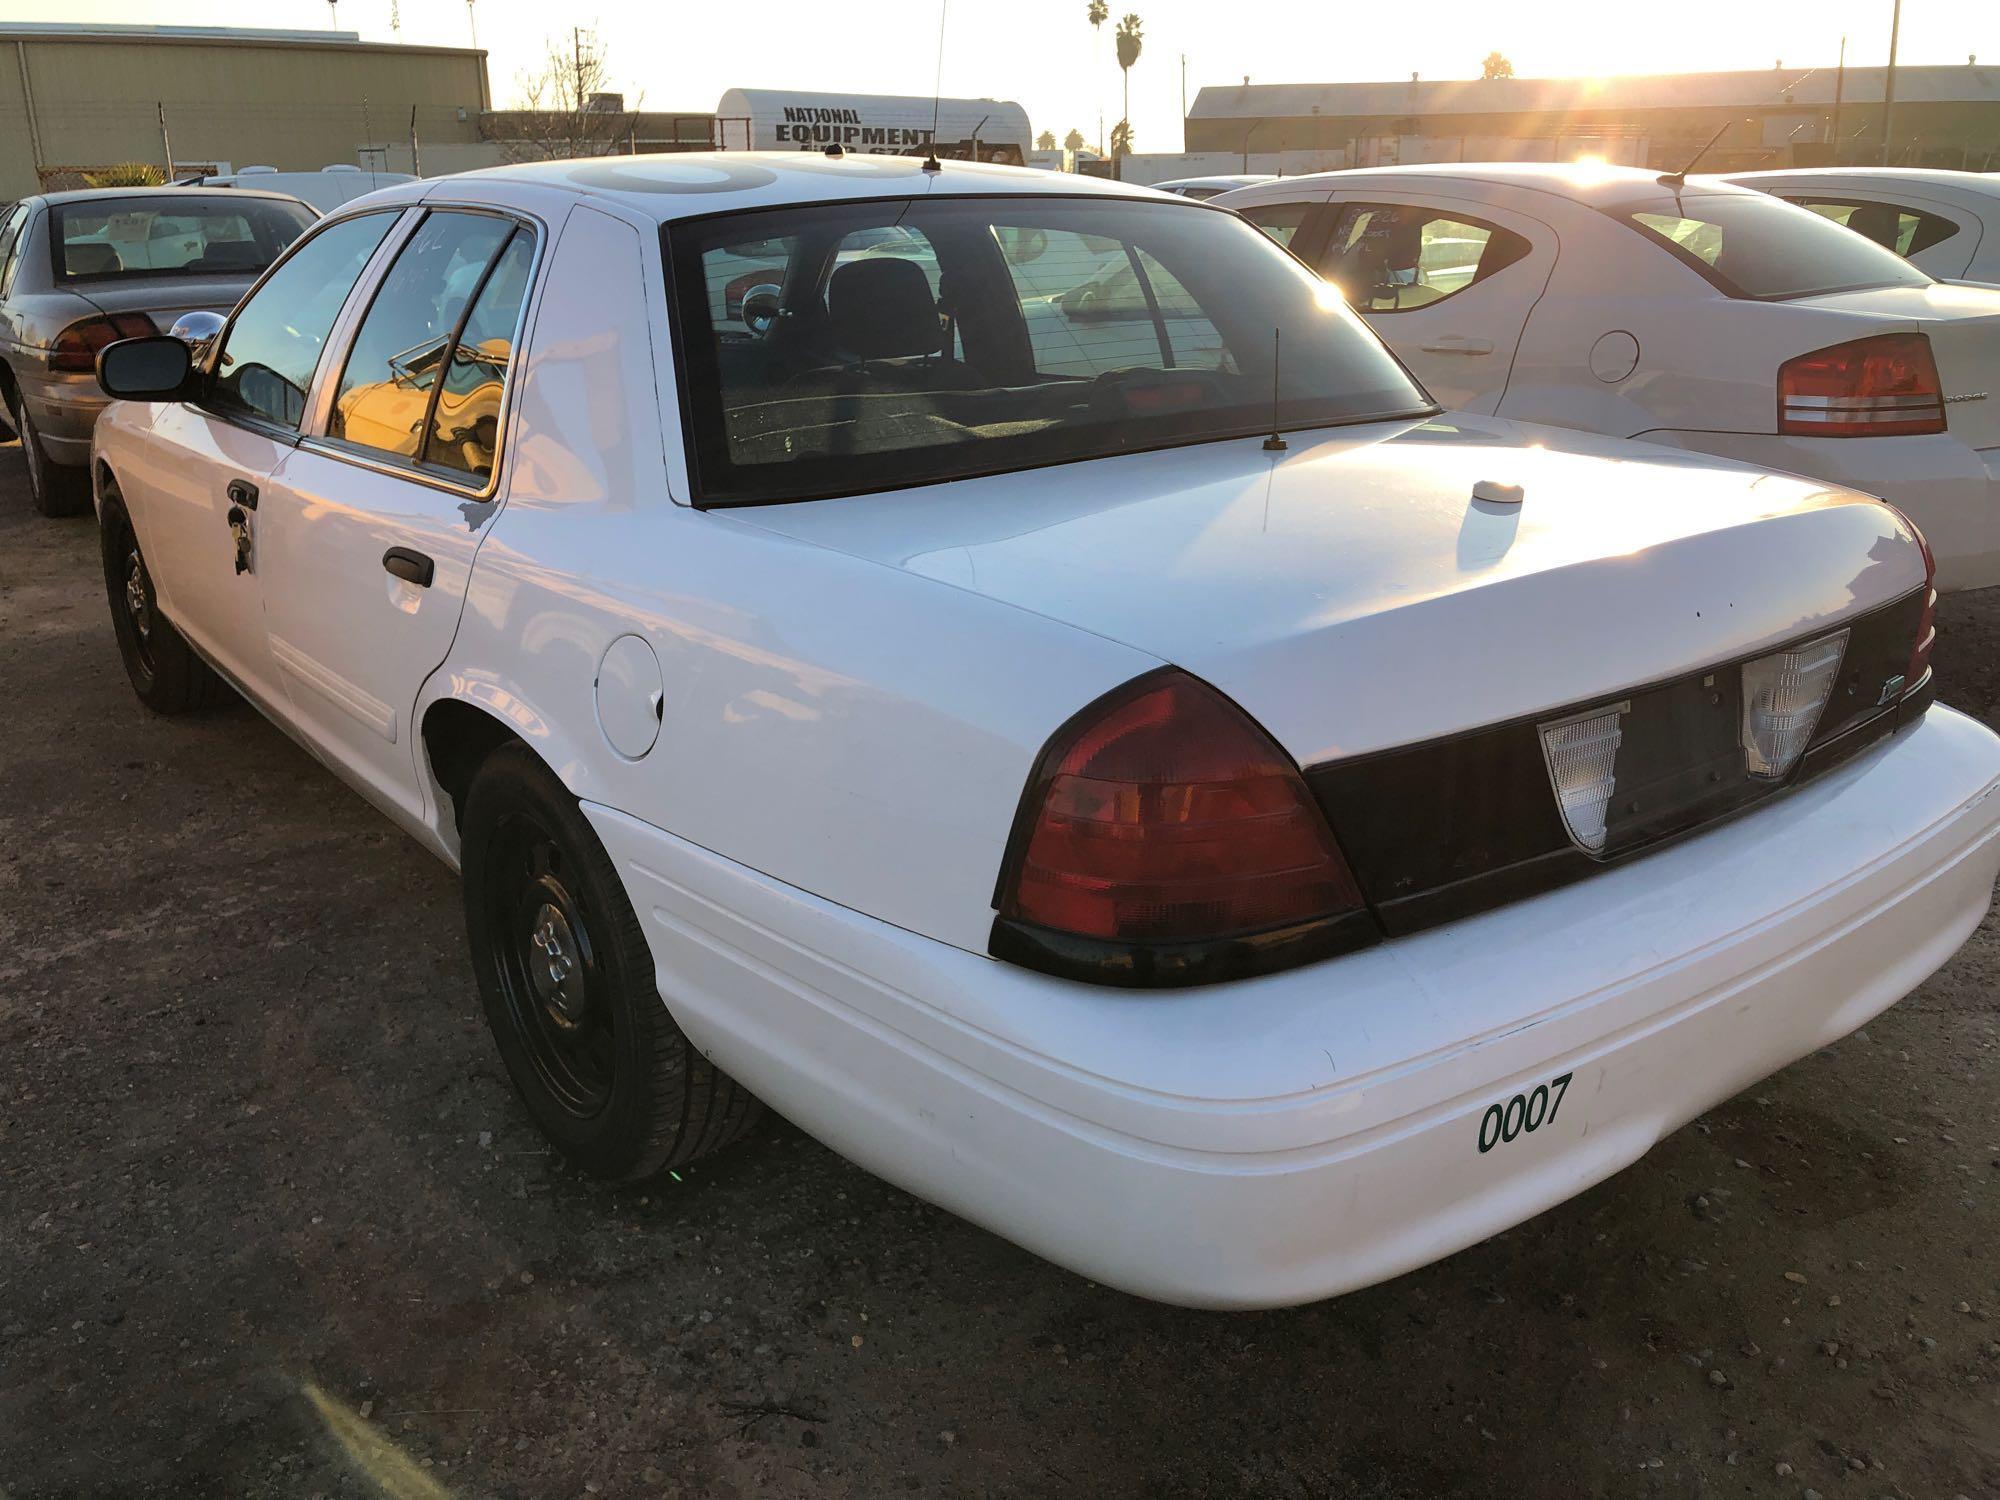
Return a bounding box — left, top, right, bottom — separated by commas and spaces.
1087, 1, 1108, 152
1063, 127, 1087, 153
1110, 119, 1134, 158
1115, 14, 1144, 173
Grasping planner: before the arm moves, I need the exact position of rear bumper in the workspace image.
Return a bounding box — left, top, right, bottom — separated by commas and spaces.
587, 706, 2000, 1309
16, 366, 106, 465
1641, 430, 2000, 593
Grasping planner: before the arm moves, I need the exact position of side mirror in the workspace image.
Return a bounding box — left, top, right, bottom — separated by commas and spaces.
167, 309, 226, 349
740, 285, 783, 338
96, 336, 195, 402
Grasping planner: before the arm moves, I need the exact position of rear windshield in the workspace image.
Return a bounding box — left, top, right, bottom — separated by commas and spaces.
1611, 189, 1932, 300
666, 195, 1432, 505
50, 196, 315, 283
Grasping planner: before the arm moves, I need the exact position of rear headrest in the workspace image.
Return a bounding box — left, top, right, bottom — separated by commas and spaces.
827, 258, 942, 360
65, 242, 123, 275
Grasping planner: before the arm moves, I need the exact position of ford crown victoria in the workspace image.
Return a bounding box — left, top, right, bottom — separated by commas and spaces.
86, 154, 2000, 1308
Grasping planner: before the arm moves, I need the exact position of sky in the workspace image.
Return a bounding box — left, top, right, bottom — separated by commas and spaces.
19, 0, 2000, 155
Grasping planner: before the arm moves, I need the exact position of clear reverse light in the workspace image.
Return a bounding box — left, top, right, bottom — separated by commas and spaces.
1540, 704, 1626, 854
1741, 630, 1848, 780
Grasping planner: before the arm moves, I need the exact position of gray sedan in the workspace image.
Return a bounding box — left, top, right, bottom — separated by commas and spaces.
0, 187, 315, 516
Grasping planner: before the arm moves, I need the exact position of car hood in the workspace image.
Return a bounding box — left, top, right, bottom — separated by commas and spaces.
734, 415, 1925, 765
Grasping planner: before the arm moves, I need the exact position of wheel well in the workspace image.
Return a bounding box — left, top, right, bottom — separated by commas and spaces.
422, 699, 526, 830
0, 361, 17, 419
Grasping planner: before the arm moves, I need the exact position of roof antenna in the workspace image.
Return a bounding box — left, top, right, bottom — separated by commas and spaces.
923, 0, 947, 172
1658, 118, 1737, 188
1263, 328, 1287, 452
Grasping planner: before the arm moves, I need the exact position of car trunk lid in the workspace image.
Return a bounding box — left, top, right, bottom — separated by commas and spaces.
68, 274, 257, 333
734, 414, 1927, 769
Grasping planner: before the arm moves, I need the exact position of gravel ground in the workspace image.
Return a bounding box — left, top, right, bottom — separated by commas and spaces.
1, 438, 1997, 1500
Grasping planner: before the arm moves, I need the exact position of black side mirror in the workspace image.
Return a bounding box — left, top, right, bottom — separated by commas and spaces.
96, 336, 194, 402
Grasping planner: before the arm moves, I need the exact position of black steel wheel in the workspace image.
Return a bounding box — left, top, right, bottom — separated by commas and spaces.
99, 492, 229, 713
461, 744, 760, 1179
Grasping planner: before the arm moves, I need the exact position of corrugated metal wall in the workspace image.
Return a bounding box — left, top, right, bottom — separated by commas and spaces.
1, 34, 489, 198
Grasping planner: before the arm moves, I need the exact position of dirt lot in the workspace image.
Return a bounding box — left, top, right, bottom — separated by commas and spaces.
0, 439, 1996, 1500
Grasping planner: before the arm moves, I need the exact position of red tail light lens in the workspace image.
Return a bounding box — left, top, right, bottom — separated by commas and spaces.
51, 313, 158, 373
997, 671, 1364, 949
1778, 333, 1945, 437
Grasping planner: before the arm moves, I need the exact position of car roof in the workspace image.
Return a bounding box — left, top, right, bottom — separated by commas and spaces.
1154, 174, 1274, 189
34, 185, 311, 208
1725, 166, 1998, 188
359, 151, 1176, 222
1220, 161, 1768, 206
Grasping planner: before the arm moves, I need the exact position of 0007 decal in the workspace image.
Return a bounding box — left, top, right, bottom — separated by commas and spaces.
1477, 1071, 1574, 1154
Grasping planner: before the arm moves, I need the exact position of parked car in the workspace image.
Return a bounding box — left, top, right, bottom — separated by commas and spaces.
1150, 174, 1277, 200
1724, 167, 2000, 286
87, 154, 2000, 1309
0, 186, 314, 514
1217, 164, 2000, 591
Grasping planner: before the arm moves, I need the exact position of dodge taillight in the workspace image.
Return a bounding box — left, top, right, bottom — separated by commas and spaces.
51, 313, 158, 373
992, 670, 1371, 985
1777, 333, 1946, 437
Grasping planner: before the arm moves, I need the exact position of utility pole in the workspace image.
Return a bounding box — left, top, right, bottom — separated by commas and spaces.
466, 0, 478, 49
1831, 35, 1846, 159
409, 103, 421, 176
1881, 0, 1902, 165
157, 101, 174, 181
1180, 53, 1187, 151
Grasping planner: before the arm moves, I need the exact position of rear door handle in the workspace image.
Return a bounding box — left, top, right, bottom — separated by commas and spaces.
1420, 336, 1495, 355
225, 478, 258, 510
382, 547, 435, 588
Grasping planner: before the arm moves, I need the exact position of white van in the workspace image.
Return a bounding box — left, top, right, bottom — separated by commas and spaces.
185, 165, 418, 216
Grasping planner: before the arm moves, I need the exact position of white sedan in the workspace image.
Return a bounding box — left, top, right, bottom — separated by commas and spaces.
87, 154, 2000, 1309
1725, 167, 2000, 286
1218, 164, 2000, 592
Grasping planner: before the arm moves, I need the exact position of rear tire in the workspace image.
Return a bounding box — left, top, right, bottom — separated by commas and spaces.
11, 394, 89, 518
100, 494, 230, 714
462, 744, 760, 1180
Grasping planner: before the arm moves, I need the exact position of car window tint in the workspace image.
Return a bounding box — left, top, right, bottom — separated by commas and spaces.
668, 195, 1431, 505
50, 196, 312, 281
1786, 197, 1960, 260
329, 211, 514, 464
424, 230, 535, 482
702, 233, 798, 334
1615, 190, 1930, 298
209, 212, 397, 431
1316, 203, 1530, 312
1240, 202, 1314, 250
0, 204, 29, 297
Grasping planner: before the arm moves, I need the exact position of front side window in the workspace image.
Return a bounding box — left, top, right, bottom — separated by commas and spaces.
1316, 203, 1530, 312
208, 212, 398, 431
328, 210, 518, 471
50, 196, 313, 282
1615, 190, 1932, 299
667, 195, 1431, 506
1785, 197, 1961, 261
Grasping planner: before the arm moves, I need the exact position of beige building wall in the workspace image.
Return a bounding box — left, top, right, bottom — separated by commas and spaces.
1, 29, 490, 199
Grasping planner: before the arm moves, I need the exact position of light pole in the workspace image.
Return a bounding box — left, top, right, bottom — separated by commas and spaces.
1881, 0, 1902, 165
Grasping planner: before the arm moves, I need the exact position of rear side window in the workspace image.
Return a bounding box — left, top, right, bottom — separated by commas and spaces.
425, 232, 536, 482
1314, 203, 1531, 312
1615, 190, 1932, 299
49, 196, 312, 282
1239, 202, 1315, 251
328, 210, 519, 472
1785, 197, 1960, 261
208, 212, 397, 431
0, 203, 29, 297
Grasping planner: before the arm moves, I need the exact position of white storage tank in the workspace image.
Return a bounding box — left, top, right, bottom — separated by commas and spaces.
715, 88, 1031, 164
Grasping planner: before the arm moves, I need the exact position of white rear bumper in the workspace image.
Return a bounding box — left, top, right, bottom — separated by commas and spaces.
586, 706, 2000, 1309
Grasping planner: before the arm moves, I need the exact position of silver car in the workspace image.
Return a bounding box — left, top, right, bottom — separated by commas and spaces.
0, 187, 315, 516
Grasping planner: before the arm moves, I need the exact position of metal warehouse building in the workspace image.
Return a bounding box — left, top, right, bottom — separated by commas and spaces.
1185, 65, 2000, 174
0, 22, 491, 199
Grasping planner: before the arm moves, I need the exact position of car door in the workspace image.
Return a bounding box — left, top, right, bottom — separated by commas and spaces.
1309, 194, 1556, 413
253, 205, 543, 826
128, 210, 403, 699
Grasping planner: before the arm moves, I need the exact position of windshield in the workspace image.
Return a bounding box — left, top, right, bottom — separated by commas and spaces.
1611, 188, 1932, 300
50, 196, 315, 283
666, 196, 1431, 505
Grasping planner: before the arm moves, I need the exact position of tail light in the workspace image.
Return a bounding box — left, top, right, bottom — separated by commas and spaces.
991, 670, 1373, 986
1777, 333, 1945, 437
51, 313, 158, 373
